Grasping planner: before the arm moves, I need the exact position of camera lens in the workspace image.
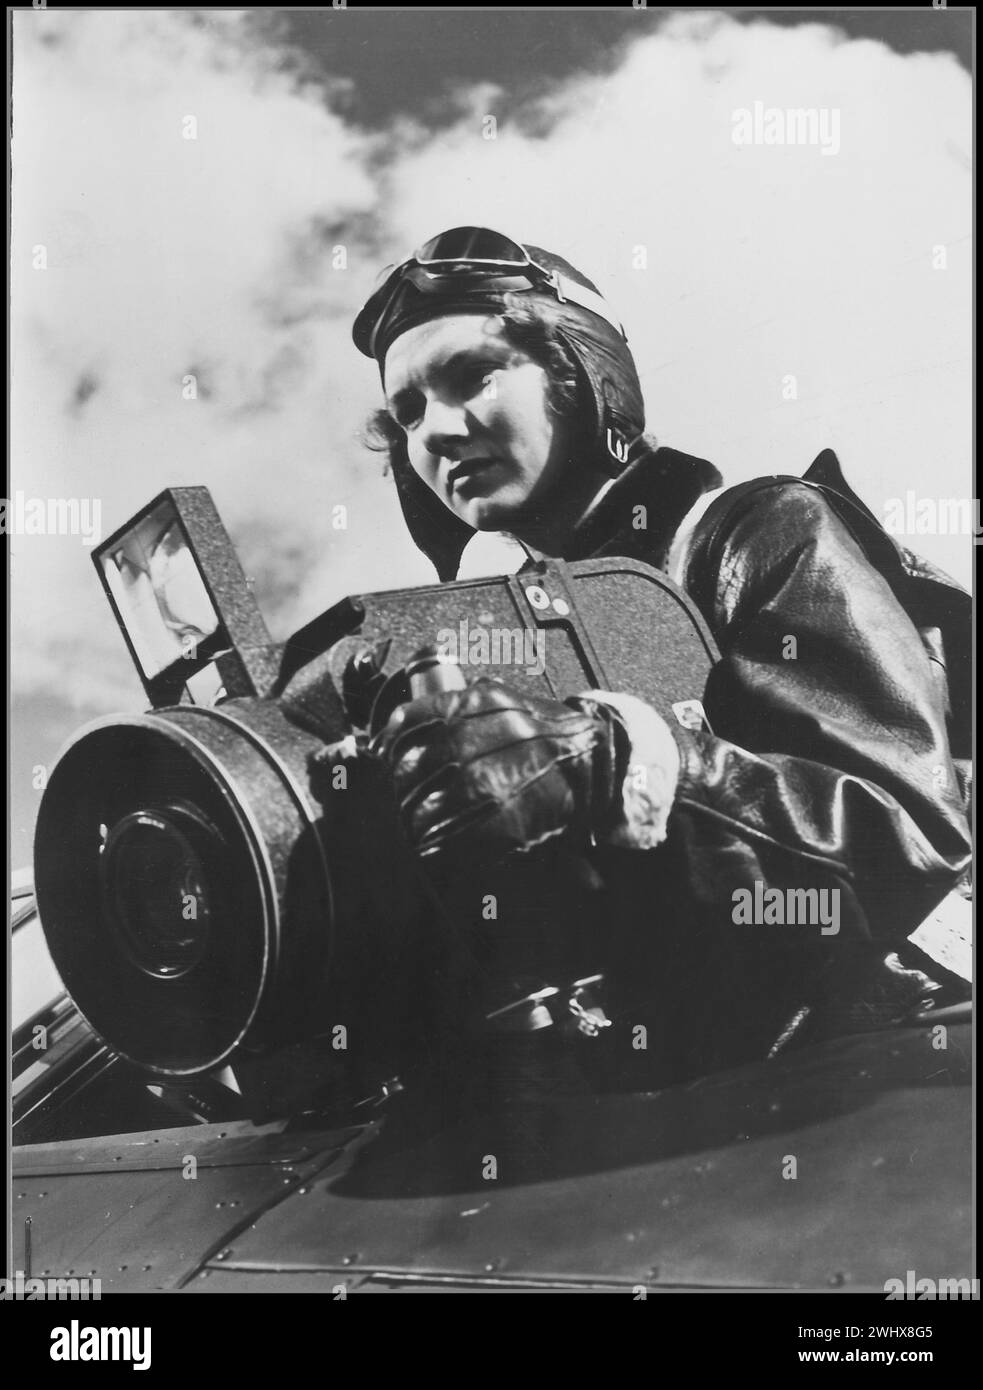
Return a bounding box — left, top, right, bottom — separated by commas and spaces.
33, 709, 333, 1076
101, 808, 213, 980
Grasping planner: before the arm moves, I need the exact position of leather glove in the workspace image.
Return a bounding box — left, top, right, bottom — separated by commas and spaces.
372, 676, 632, 861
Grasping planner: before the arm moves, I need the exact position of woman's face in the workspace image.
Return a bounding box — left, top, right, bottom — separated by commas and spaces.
382, 313, 576, 533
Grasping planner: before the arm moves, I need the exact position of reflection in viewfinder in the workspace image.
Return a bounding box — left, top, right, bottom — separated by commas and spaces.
101, 499, 220, 680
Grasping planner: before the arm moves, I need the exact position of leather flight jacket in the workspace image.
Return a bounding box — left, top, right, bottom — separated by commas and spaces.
547, 443, 972, 1075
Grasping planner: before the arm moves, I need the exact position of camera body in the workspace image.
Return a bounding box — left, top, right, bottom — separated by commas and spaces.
33, 487, 718, 1107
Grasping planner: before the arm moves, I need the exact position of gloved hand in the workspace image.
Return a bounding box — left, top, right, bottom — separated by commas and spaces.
372, 676, 632, 861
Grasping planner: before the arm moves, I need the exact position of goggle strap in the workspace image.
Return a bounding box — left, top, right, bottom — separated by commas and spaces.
408, 261, 624, 338
359, 257, 627, 357
549, 272, 626, 340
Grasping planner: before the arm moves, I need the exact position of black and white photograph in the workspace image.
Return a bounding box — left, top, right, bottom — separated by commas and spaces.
7, 3, 974, 1330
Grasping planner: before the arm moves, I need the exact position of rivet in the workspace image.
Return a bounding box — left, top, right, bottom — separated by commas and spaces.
551, 597, 570, 616
828, 1271, 846, 1287
524, 585, 550, 610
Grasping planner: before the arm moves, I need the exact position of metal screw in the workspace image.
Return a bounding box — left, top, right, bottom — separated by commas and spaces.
525, 585, 550, 610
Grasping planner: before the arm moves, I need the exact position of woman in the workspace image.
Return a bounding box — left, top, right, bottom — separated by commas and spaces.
352, 227, 970, 1076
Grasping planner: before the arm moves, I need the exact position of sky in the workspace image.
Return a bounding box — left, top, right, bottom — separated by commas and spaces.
8, 7, 973, 868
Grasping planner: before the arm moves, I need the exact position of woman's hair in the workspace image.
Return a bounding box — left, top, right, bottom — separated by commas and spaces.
361, 298, 594, 476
